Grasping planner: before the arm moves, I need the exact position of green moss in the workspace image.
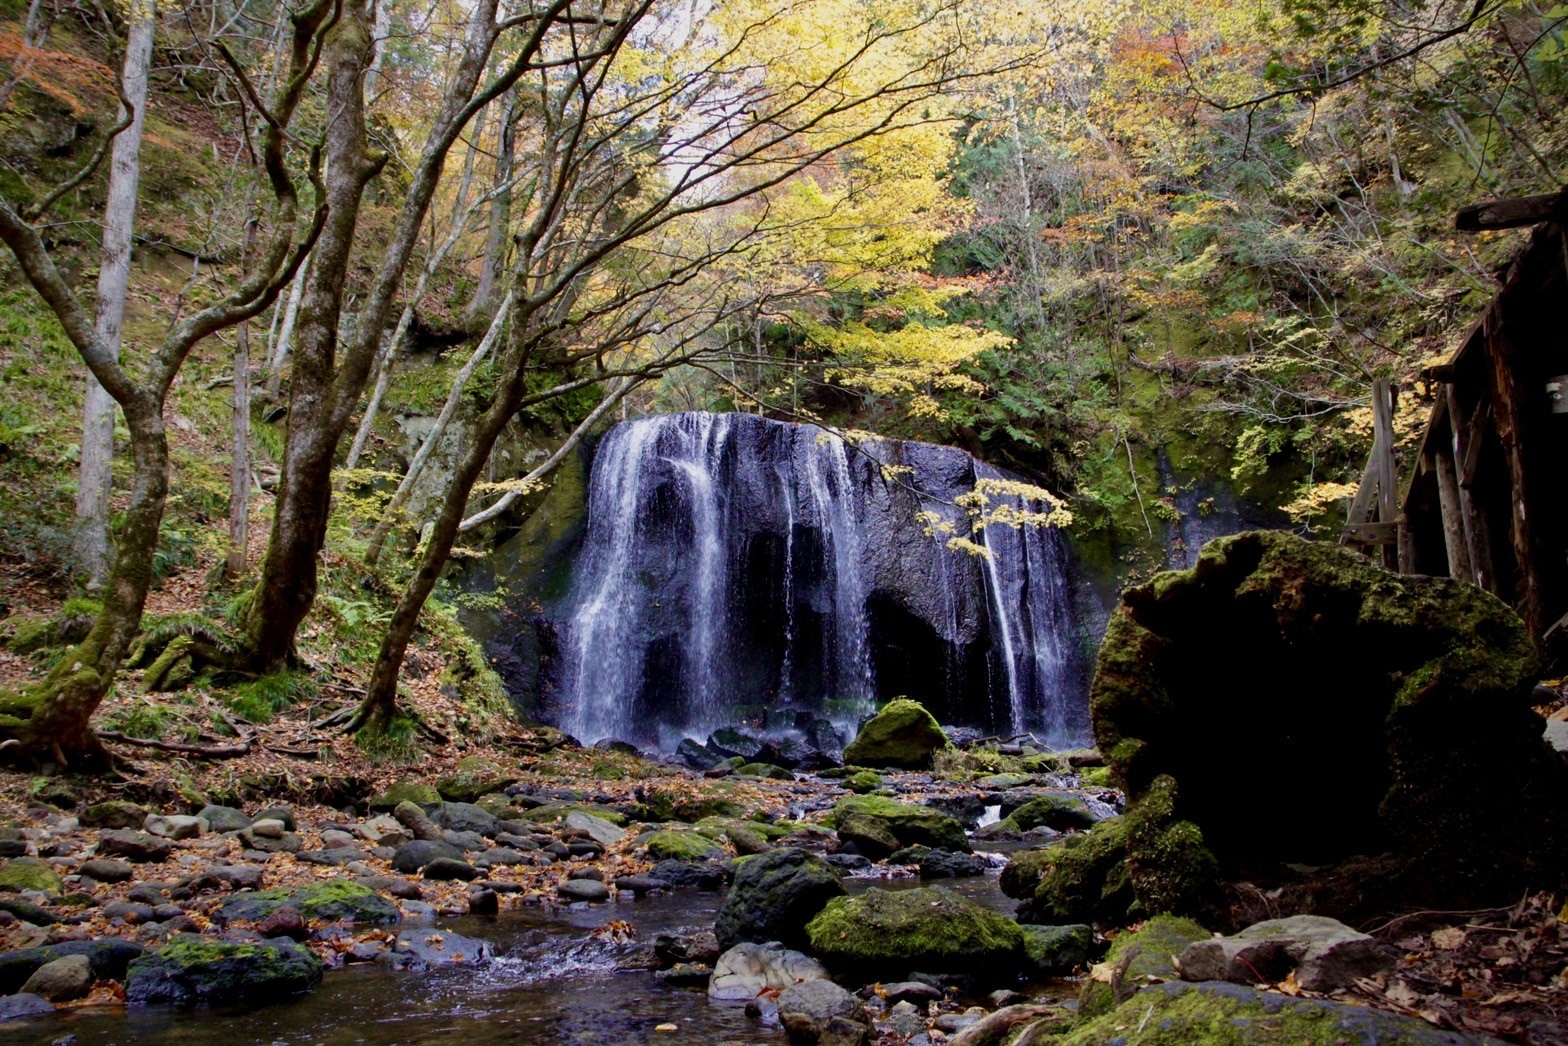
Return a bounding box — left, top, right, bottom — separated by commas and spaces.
369, 778, 442, 811
844, 770, 883, 793
735, 762, 793, 780
222, 671, 316, 725
1079, 766, 1115, 789
1066, 982, 1449, 1044
1008, 792, 1098, 832
6, 616, 57, 654
436, 756, 518, 803
805, 886, 1025, 973
823, 794, 969, 852
644, 829, 724, 861
1000, 846, 1063, 899
636, 780, 755, 822
221, 880, 399, 925
843, 698, 951, 769
1076, 914, 1211, 1019
0, 856, 62, 894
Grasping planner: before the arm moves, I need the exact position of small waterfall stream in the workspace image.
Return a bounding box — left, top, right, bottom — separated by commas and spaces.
556, 413, 1087, 748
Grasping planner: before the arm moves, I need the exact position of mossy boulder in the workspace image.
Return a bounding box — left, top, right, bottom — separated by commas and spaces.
843, 771, 882, 794
79, 800, 151, 830
635, 781, 755, 822
842, 698, 951, 769
1066, 981, 1478, 1044
435, 757, 518, 804
835, 812, 901, 859
805, 886, 1025, 975
1092, 530, 1567, 919
125, 935, 322, 1007
1077, 914, 1210, 1019
1017, 777, 1218, 925
369, 779, 441, 813
735, 762, 793, 780
645, 830, 725, 862
0, 857, 62, 894
824, 794, 970, 853
716, 847, 845, 951
522, 802, 629, 826
1000, 847, 1063, 900
218, 880, 399, 925
1021, 923, 1100, 977
1006, 791, 1099, 832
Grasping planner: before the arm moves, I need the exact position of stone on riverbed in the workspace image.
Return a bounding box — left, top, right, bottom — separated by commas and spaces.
1077, 914, 1210, 1019
0, 938, 144, 994
144, 814, 206, 840
196, 805, 252, 833
564, 810, 626, 847
0, 856, 62, 893
708, 941, 830, 1002
79, 801, 149, 830
1020, 924, 1099, 977
919, 849, 988, 879
0, 993, 55, 1022
392, 839, 464, 873
777, 979, 873, 1045
219, 879, 399, 925
805, 886, 1024, 976
125, 935, 322, 1007
20, 954, 92, 1001
715, 847, 845, 951
557, 879, 609, 902
645, 830, 724, 862
841, 698, 950, 769
1179, 915, 1394, 992
824, 795, 969, 853
388, 930, 493, 970
96, 829, 173, 863
1003, 792, 1098, 833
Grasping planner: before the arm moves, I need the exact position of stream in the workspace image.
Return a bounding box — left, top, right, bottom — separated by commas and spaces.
19, 874, 1028, 1045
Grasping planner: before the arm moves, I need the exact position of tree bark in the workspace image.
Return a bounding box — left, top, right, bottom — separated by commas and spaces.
465, 89, 517, 328
245, 0, 506, 666
245, 6, 379, 671
75, 3, 155, 589
228, 215, 258, 578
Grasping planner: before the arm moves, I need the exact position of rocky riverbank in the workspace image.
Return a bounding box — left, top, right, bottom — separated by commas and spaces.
1, 696, 1564, 1042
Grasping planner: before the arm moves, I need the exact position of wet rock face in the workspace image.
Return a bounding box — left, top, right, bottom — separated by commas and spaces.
478, 412, 1088, 746
1091, 530, 1568, 916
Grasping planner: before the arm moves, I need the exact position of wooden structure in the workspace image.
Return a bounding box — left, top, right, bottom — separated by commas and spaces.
1343, 211, 1568, 668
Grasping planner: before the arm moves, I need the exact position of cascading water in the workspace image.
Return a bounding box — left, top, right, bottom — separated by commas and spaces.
556, 413, 1088, 748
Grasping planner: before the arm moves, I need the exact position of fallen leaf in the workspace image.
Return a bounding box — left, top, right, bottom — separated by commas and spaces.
1431, 927, 1467, 951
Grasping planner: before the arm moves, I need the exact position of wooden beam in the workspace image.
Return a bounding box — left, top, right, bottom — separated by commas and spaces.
1372, 379, 1400, 570
1342, 521, 1399, 545
1456, 191, 1568, 232
1483, 313, 1546, 636
1434, 441, 1473, 584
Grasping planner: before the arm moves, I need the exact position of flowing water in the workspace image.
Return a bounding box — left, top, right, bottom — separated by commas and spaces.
553, 413, 1087, 748
22, 876, 1024, 1046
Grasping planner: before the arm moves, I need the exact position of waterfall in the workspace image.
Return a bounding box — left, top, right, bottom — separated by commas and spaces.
554, 413, 1086, 748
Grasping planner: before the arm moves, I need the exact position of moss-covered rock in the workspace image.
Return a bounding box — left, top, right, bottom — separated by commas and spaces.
1000, 847, 1062, 900
1092, 530, 1566, 919
1076, 914, 1210, 1019
805, 886, 1025, 975
521, 802, 629, 826
435, 757, 518, 804
735, 762, 793, 780
835, 812, 901, 859
1078, 766, 1115, 789
1006, 792, 1099, 832
219, 880, 399, 925
125, 935, 322, 1007
1019, 777, 1218, 925
644, 830, 725, 862
823, 794, 969, 852
1021, 923, 1100, 977
369, 779, 441, 813
716, 847, 845, 950
844, 771, 883, 793
78, 800, 151, 830
635, 781, 755, 822
1066, 981, 1476, 1044
842, 698, 951, 769
0, 857, 62, 894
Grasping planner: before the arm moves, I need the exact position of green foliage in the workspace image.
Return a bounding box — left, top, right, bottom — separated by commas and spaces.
354, 712, 418, 763
223, 672, 317, 725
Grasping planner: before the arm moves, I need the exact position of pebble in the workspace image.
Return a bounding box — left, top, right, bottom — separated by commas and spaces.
248, 819, 286, 839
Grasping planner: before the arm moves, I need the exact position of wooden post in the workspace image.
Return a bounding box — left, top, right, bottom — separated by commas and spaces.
1371, 379, 1399, 570
1433, 434, 1472, 583
1483, 312, 1545, 636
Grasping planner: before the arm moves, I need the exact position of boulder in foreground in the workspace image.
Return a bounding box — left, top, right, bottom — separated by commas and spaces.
841, 698, 950, 769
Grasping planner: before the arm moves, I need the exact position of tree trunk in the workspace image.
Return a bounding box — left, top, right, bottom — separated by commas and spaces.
465, 89, 516, 328
228, 215, 258, 578
3, 396, 168, 767
75, 5, 155, 589
244, 8, 377, 671
246, 0, 503, 666
264, 249, 309, 399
